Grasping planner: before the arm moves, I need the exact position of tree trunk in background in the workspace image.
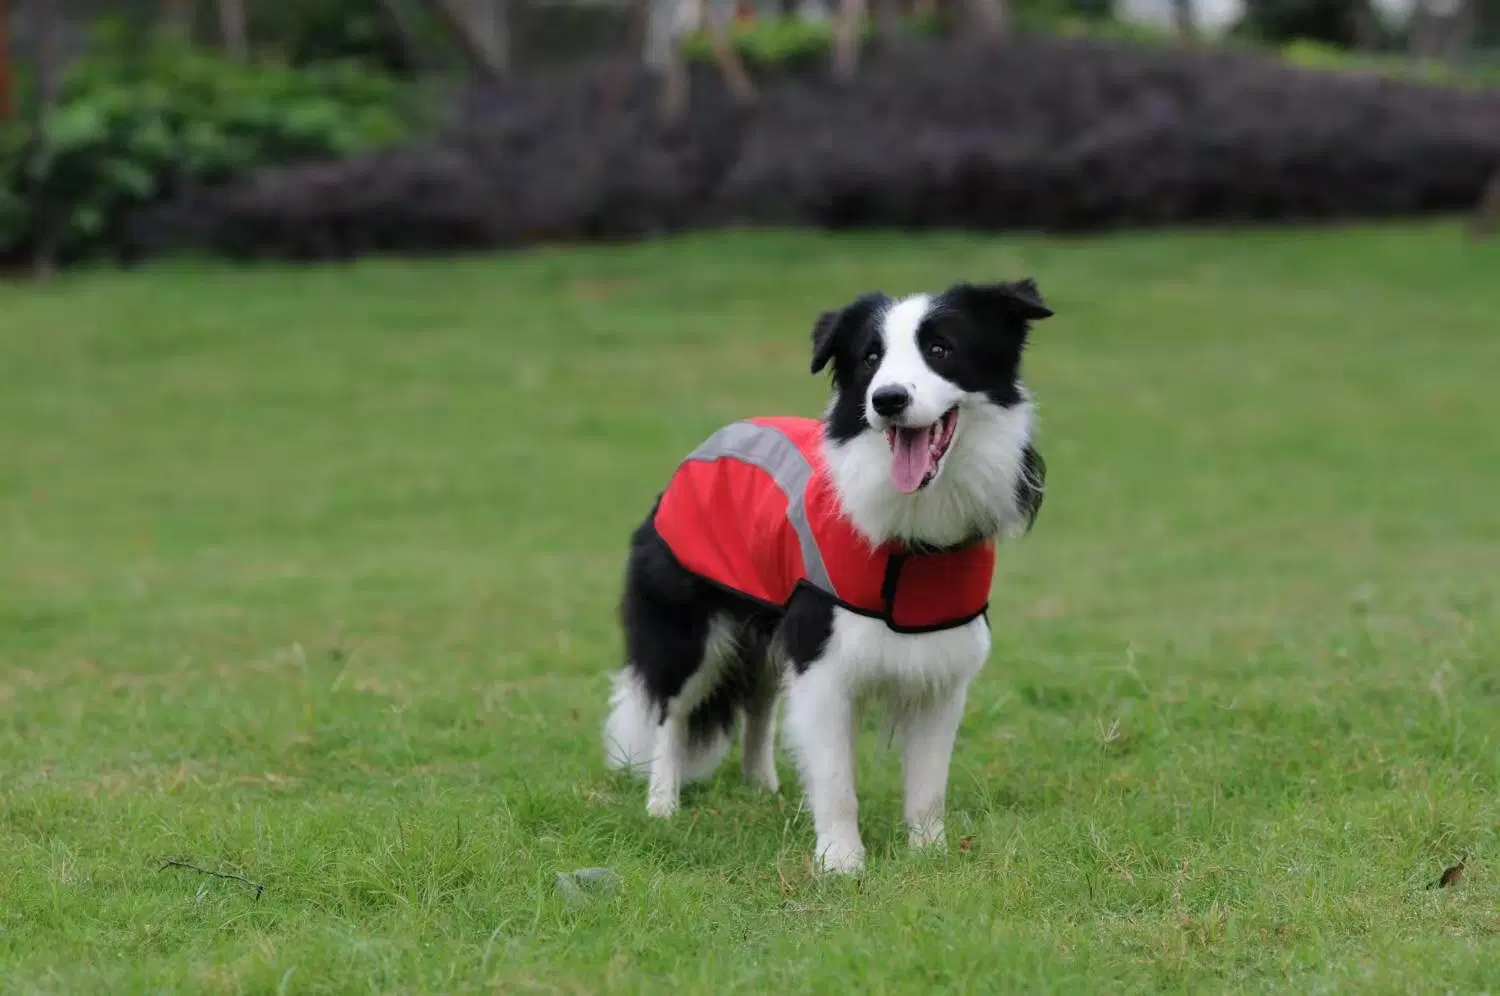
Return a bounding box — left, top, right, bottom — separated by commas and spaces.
28, 0, 63, 278
603, 0, 649, 116
655, 0, 689, 120
873, 0, 902, 47
1350, 0, 1381, 50
1444, 0, 1475, 60
378, 0, 432, 72
497, 0, 513, 72
959, 0, 1008, 39
425, 0, 507, 78
0, 0, 12, 121
216, 0, 248, 59
1409, 0, 1473, 61
1471, 166, 1500, 239
1170, 0, 1196, 39
465, 0, 509, 73
161, 0, 196, 38
701, 0, 756, 106
832, 0, 867, 79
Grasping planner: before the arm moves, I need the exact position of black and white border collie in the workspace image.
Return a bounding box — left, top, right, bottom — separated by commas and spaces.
603, 279, 1053, 874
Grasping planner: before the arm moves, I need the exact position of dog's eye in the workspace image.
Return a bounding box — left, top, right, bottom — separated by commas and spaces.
862, 350, 881, 369
926, 342, 951, 361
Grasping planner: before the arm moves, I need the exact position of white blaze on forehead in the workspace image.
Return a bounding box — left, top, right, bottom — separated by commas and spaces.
881, 294, 932, 345
869, 293, 962, 427
876, 294, 931, 380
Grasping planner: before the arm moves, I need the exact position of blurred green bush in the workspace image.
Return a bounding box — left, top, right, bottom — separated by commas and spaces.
679, 2, 1109, 67
0, 25, 418, 264
1280, 37, 1500, 87
250, 0, 434, 74
680, 17, 881, 69
248, 0, 627, 75
681, 12, 1500, 89
1234, 0, 1375, 49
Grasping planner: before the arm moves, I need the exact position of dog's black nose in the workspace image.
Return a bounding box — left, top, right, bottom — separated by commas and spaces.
871, 386, 911, 418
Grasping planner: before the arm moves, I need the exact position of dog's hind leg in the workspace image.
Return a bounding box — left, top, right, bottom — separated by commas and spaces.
640, 615, 740, 818
604, 663, 732, 787
616, 520, 745, 816
740, 668, 780, 793
647, 710, 689, 818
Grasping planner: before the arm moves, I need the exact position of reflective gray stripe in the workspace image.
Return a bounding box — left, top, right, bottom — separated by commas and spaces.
681, 421, 835, 596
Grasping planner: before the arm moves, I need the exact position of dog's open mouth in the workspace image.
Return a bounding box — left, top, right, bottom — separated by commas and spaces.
885, 407, 958, 494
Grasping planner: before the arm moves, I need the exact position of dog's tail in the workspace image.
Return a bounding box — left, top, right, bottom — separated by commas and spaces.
603, 669, 657, 777
603, 668, 732, 782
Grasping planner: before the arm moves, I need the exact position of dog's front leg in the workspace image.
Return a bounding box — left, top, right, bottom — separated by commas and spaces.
901, 681, 971, 851
783, 664, 863, 874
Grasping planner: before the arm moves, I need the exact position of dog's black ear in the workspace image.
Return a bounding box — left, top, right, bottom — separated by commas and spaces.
810, 309, 843, 375
1001, 278, 1054, 321
810, 293, 886, 375
952, 278, 1054, 324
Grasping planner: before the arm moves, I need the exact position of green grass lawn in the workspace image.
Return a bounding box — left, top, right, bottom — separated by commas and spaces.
3, 223, 1499, 993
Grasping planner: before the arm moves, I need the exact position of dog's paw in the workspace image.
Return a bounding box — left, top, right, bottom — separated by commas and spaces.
645, 792, 679, 819
908, 821, 946, 851
743, 762, 780, 794
814, 840, 866, 876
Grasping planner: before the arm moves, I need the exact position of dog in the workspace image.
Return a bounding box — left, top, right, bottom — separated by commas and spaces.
603, 278, 1053, 874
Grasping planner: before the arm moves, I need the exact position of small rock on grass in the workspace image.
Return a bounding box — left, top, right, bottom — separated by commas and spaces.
555, 867, 622, 905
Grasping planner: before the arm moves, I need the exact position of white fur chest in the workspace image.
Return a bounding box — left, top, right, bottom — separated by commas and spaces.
818, 608, 991, 704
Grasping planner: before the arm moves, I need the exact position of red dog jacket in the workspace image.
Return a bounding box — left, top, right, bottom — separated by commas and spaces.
652, 416, 995, 633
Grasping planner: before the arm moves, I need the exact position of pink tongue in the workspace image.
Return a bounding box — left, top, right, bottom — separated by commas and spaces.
890, 427, 936, 494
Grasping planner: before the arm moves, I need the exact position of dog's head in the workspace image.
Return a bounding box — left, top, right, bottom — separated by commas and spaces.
811, 280, 1053, 546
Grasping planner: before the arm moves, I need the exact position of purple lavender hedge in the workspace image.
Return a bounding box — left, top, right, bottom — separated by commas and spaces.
122, 36, 1500, 262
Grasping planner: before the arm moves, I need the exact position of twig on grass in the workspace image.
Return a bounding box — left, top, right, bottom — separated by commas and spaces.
159, 859, 265, 899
